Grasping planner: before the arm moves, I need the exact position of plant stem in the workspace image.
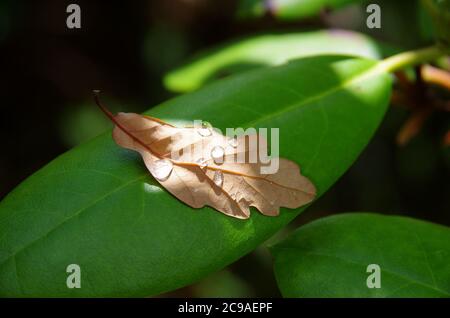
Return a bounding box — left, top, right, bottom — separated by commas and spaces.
379, 45, 448, 73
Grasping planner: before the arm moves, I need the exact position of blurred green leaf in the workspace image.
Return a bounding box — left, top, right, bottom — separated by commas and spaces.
143, 24, 188, 74
165, 30, 386, 92
418, 1, 436, 42
272, 213, 450, 297
237, 0, 364, 20
59, 103, 112, 147
422, 0, 450, 45
59, 99, 137, 147
0, 55, 391, 296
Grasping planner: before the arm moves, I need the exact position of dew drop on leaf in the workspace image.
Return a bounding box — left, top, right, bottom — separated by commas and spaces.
197, 121, 212, 137
211, 146, 225, 164
150, 159, 173, 181
196, 158, 208, 169
213, 171, 223, 187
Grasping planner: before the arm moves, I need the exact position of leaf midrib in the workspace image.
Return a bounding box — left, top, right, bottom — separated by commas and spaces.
243, 62, 384, 128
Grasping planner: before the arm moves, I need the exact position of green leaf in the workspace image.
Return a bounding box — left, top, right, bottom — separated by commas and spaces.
165, 30, 385, 92
272, 213, 450, 297
418, 1, 436, 42
422, 0, 450, 45
237, 0, 364, 20
0, 55, 392, 297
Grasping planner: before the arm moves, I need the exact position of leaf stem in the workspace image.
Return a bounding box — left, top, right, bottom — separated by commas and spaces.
93, 90, 164, 158
379, 45, 448, 73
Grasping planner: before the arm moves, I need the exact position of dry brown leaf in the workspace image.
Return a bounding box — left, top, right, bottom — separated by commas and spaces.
95, 93, 316, 219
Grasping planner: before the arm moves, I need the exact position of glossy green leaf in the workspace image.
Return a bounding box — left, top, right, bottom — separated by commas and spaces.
165, 30, 385, 92
272, 213, 450, 297
0, 55, 392, 297
237, 0, 364, 20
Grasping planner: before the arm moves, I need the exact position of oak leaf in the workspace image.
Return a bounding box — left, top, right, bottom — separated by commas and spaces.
95, 94, 316, 219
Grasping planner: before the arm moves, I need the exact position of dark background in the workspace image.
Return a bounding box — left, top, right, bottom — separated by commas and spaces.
0, 0, 448, 297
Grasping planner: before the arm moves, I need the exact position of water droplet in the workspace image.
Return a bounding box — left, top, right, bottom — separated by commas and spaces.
213, 171, 223, 187
195, 158, 208, 169
228, 136, 238, 148
150, 159, 173, 181
197, 121, 212, 137
211, 146, 225, 164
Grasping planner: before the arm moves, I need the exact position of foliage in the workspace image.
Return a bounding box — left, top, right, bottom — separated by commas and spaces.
0, 0, 448, 297
272, 213, 450, 297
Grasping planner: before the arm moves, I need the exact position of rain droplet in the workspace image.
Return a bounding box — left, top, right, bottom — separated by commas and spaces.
213, 171, 223, 187
150, 159, 173, 181
211, 146, 225, 164
197, 121, 212, 137
228, 136, 238, 148
196, 158, 208, 169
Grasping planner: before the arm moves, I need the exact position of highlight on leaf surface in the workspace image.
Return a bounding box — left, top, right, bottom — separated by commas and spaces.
94, 92, 316, 219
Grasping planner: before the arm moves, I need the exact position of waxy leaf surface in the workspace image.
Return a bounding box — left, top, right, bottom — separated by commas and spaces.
0, 56, 391, 296
272, 213, 450, 297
